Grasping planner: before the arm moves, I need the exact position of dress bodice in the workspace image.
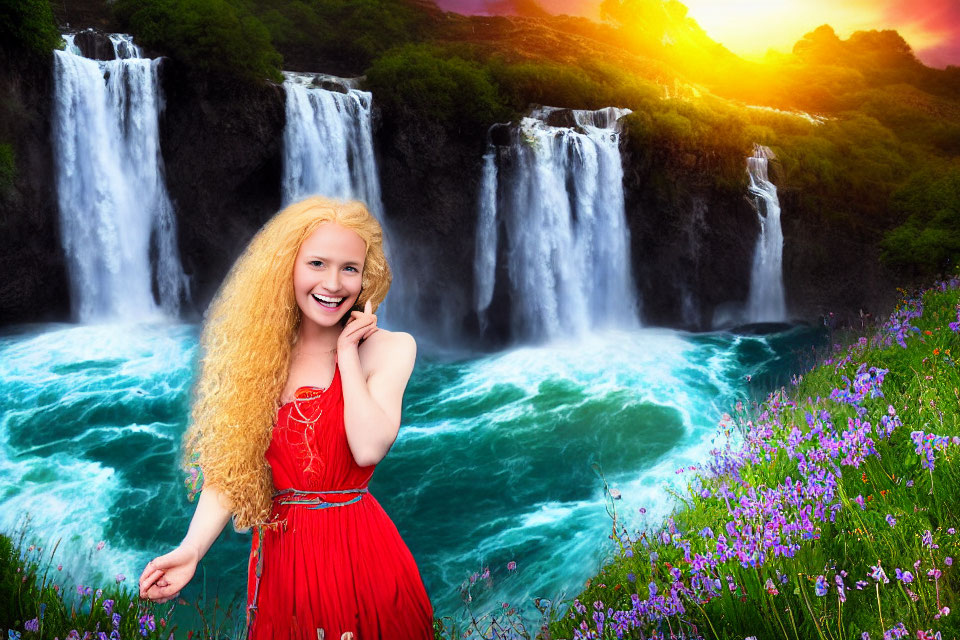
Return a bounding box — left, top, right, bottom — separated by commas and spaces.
266, 363, 375, 499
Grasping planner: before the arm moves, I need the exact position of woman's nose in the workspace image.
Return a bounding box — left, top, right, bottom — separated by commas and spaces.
321, 271, 341, 292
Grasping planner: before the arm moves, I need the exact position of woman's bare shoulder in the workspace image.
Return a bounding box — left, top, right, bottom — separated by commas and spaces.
359, 329, 416, 371
363, 327, 415, 346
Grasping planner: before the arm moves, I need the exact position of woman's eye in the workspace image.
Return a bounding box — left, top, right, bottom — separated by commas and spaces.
345, 266, 358, 272
309, 260, 322, 267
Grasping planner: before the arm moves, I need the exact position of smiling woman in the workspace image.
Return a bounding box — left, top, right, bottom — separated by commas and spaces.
137, 195, 434, 640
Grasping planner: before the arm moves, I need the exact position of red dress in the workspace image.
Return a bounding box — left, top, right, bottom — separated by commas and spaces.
245, 359, 434, 639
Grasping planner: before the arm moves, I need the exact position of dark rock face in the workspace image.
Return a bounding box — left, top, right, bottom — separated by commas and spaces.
543, 108, 579, 129
0, 50, 69, 325
317, 78, 350, 94
778, 186, 902, 330
72, 30, 116, 61
157, 59, 286, 321
373, 108, 490, 351
620, 135, 758, 331
620, 139, 903, 333
0, 42, 286, 326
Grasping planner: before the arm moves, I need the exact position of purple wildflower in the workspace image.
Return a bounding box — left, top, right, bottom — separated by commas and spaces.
814, 575, 828, 596
870, 564, 890, 583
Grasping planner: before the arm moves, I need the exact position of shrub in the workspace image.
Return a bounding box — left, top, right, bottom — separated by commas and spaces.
364, 43, 509, 135
245, 0, 429, 71
0, 0, 62, 56
881, 166, 960, 277
113, 0, 282, 83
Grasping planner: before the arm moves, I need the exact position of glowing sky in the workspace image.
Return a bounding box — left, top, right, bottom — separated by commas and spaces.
433, 0, 960, 68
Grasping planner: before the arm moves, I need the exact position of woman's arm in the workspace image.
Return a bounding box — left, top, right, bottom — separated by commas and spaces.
337, 303, 417, 466
180, 483, 234, 560
139, 483, 234, 602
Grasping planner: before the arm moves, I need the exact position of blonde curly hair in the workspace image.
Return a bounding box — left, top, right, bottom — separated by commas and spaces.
181, 195, 392, 532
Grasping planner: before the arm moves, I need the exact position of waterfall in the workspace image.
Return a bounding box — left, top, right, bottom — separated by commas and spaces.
52, 33, 189, 323
474, 106, 639, 342
281, 73, 382, 216
745, 144, 786, 323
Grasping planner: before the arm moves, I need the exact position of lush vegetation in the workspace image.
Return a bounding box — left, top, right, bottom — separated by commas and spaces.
364, 44, 510, 137
0, 517, 199, 640
110, 0, 430, 82
880, 167, 960, 279
0, 515, 475, 640
112, 0, 283, 83
246, 0, 429, 71
0, 0, 61, 57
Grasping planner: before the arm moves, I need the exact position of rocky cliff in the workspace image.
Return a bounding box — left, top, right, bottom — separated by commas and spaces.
0, 49, 67, 325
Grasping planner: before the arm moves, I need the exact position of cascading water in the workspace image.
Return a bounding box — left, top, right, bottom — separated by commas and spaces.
280, 72, 418, 327
745, 144, 787, 323
53, 33, 189, 323
474, 106, 640, 341
281, 73, 383, 216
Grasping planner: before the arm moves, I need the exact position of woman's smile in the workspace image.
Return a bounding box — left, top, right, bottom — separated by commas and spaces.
311, 292, 347, 311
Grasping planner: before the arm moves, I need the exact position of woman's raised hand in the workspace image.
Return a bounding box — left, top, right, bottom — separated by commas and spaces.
338, 299, 379, 352
138, 544, 200, 603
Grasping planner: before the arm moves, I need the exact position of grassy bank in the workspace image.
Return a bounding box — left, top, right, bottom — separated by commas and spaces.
0, 514, 249, 639
537, 274, 960, 639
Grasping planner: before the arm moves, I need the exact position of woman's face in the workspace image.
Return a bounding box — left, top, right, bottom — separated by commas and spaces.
292, 222, 367, 328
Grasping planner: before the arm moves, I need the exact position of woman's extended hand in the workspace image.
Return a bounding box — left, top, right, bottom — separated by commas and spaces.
138, 544, 200, 604
338, 299, 379, 352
